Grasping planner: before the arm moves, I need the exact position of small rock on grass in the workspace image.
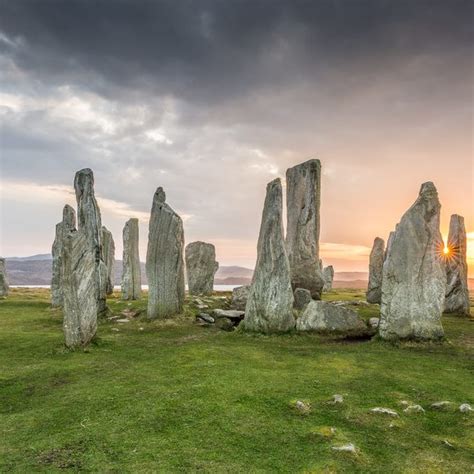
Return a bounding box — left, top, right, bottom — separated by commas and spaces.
293, 400, 311, 415
330, 394, 344, 404
459, 403, 473, 413
370, 407, 399, 417
403, 404, 425, 414
331, 443, 357, 453
431, 401, 452, 410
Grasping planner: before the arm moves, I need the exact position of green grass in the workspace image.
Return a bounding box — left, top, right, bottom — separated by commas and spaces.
1, 288, 473, 473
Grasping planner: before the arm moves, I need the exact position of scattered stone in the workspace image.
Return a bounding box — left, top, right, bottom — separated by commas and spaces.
231, 285, 250, 310
62, 168, 108, 348
120, 308, 141, 319
369, 317, 380, 328
443, 440, 455, 449
296, 300, 367, 335
116, 319, 130, 323
293, 288, 312, 310
331, 394, 344, 404
215, 317, 234, 331
366, 237, 385, 304
370, 407, 399, 417
185, 241, 218, 295
444, 214, 470, 316
379, 182, 446, 341
459, 403, 473, 413
51, 205, 76, 306
430, 401, 452, 410
196, 313, 215, 324
403, 404, 425, 414
121, 218, 141, 300
331, 443, 357, 454
243, 178, 295, 333
197, 303, 209, 310
322, 266, 334, 291
146, 187, 185, 319
212, 309, 245, 320
294, 400, 311, 415
111, 328, 119, 332
101, 226, 115, 296
309, 426, 336, 439
286, 159, 325, 299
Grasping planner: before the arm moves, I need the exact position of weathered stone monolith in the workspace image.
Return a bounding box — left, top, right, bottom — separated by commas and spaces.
101, 226, 115, 295
62, 168, 108, 348
366, 237, 385, 304
51, 205, 76, 307
379, 182, 446, 340
231, 285, 250, 310
0, 258, 9, 297
444, 214, 470, 316
243, 178, 295, 332
121, 218, 141, 300
323, 266, 334, 291
286, 159, 325, 299
185, 241, 218, 295
146, 187, 185, 319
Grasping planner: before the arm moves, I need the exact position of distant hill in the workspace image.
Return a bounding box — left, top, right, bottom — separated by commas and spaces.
4, 255, 473, 291
4, 255, 254, 286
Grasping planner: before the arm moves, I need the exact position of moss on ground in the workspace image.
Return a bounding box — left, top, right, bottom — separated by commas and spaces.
0, 288, 473, 472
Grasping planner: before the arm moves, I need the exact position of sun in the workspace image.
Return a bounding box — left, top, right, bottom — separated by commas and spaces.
443, 246, 450, 256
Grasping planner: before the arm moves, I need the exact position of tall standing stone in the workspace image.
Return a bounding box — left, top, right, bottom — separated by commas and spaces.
101, 226, 115, 295
51, 205, 76, 307
323, 265, 334, 291
366, 237, 385, 304
146, 187, 185, 319
62, 168, 107, 348
286, 159, 325, 299
185, 241, 218, 295
121, 218, 142, 300
0, 258, 9, 297
379, 182, 446, 340
444, 214, 470, 316
243, 178, 295, 333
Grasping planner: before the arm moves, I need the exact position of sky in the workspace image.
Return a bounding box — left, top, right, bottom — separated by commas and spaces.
0, 0, 472, 273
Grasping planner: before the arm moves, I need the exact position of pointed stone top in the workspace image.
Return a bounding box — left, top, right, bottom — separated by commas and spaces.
126, 217, 139, 225
267, 177, 281, 190
374, 236, 385, 246
154, 187, 166, 204
74, 168, 95, 200
419, 181, 437, 196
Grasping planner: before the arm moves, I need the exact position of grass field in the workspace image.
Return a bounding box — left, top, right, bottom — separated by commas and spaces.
1, 288, 473, 473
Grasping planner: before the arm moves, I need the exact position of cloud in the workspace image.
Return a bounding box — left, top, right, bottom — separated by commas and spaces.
0, 0, 472, 273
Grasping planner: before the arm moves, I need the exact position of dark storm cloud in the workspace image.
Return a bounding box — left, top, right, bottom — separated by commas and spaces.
0, 0, 472, 268
1, 0, 471, 103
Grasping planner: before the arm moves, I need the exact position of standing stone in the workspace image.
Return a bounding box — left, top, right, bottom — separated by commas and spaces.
101, 226, 115, 295
231, 285, 250, 310
62, 168, 107, 348
146, 187, 185, 319
366, 237, 385, 304
185, 241, 219, 295
379, 182, 446, 340
444, 214, 470, 316
385, 230, 396, 261
121, 218, 141, 300
243, 178, 295, 332
0, 258, 9, 297
286, 159, 325, 299
323, 266, 334, 291
51, 205, 76, 307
